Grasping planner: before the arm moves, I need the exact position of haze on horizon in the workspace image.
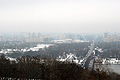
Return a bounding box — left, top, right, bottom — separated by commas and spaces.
0, 0, 120, 33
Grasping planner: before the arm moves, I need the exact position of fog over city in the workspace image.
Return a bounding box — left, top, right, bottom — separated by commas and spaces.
1, 1, 120, 79
0, 0, 120, 33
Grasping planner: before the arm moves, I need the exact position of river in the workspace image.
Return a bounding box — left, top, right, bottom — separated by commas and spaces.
108, 64, 120, 74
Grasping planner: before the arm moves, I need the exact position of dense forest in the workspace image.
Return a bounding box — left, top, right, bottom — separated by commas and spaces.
0, 55, 119, 80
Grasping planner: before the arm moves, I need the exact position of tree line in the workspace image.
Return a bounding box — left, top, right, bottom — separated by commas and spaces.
96, 42, 120, 59
0, 55, 120, 80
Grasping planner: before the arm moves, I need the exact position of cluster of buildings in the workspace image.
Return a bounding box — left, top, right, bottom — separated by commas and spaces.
0, 32, 51, 43
104, 33, 120, 42
51, 39, 88, 44
0, 32, 85, 43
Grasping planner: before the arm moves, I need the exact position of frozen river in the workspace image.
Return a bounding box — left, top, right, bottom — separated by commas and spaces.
108, 65, 120, 74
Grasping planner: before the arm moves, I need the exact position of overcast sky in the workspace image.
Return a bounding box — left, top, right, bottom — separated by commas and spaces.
0, 0, 120, 33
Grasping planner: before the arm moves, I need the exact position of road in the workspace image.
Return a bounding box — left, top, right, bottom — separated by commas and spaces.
81, 41, 95, 69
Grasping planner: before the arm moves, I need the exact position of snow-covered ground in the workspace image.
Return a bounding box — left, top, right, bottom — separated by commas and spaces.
0, 44, 54, 54
57, 53, 83, 64
95, 47, 103, 53
6, 56, 16, 61
0, 44, 54, 61
102, 58, 120, 64
29, 44, 53, 51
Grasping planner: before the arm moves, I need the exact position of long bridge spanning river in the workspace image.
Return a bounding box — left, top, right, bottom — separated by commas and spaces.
81, 41, 95, 69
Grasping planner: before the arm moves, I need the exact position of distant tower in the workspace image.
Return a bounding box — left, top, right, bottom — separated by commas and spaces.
104, 33, 108, 38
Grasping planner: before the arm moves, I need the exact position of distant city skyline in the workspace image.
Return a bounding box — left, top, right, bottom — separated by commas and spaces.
0, 0, 120, 33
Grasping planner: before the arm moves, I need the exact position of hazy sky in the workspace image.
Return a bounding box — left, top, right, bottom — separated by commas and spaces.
0, 0, 120, 33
